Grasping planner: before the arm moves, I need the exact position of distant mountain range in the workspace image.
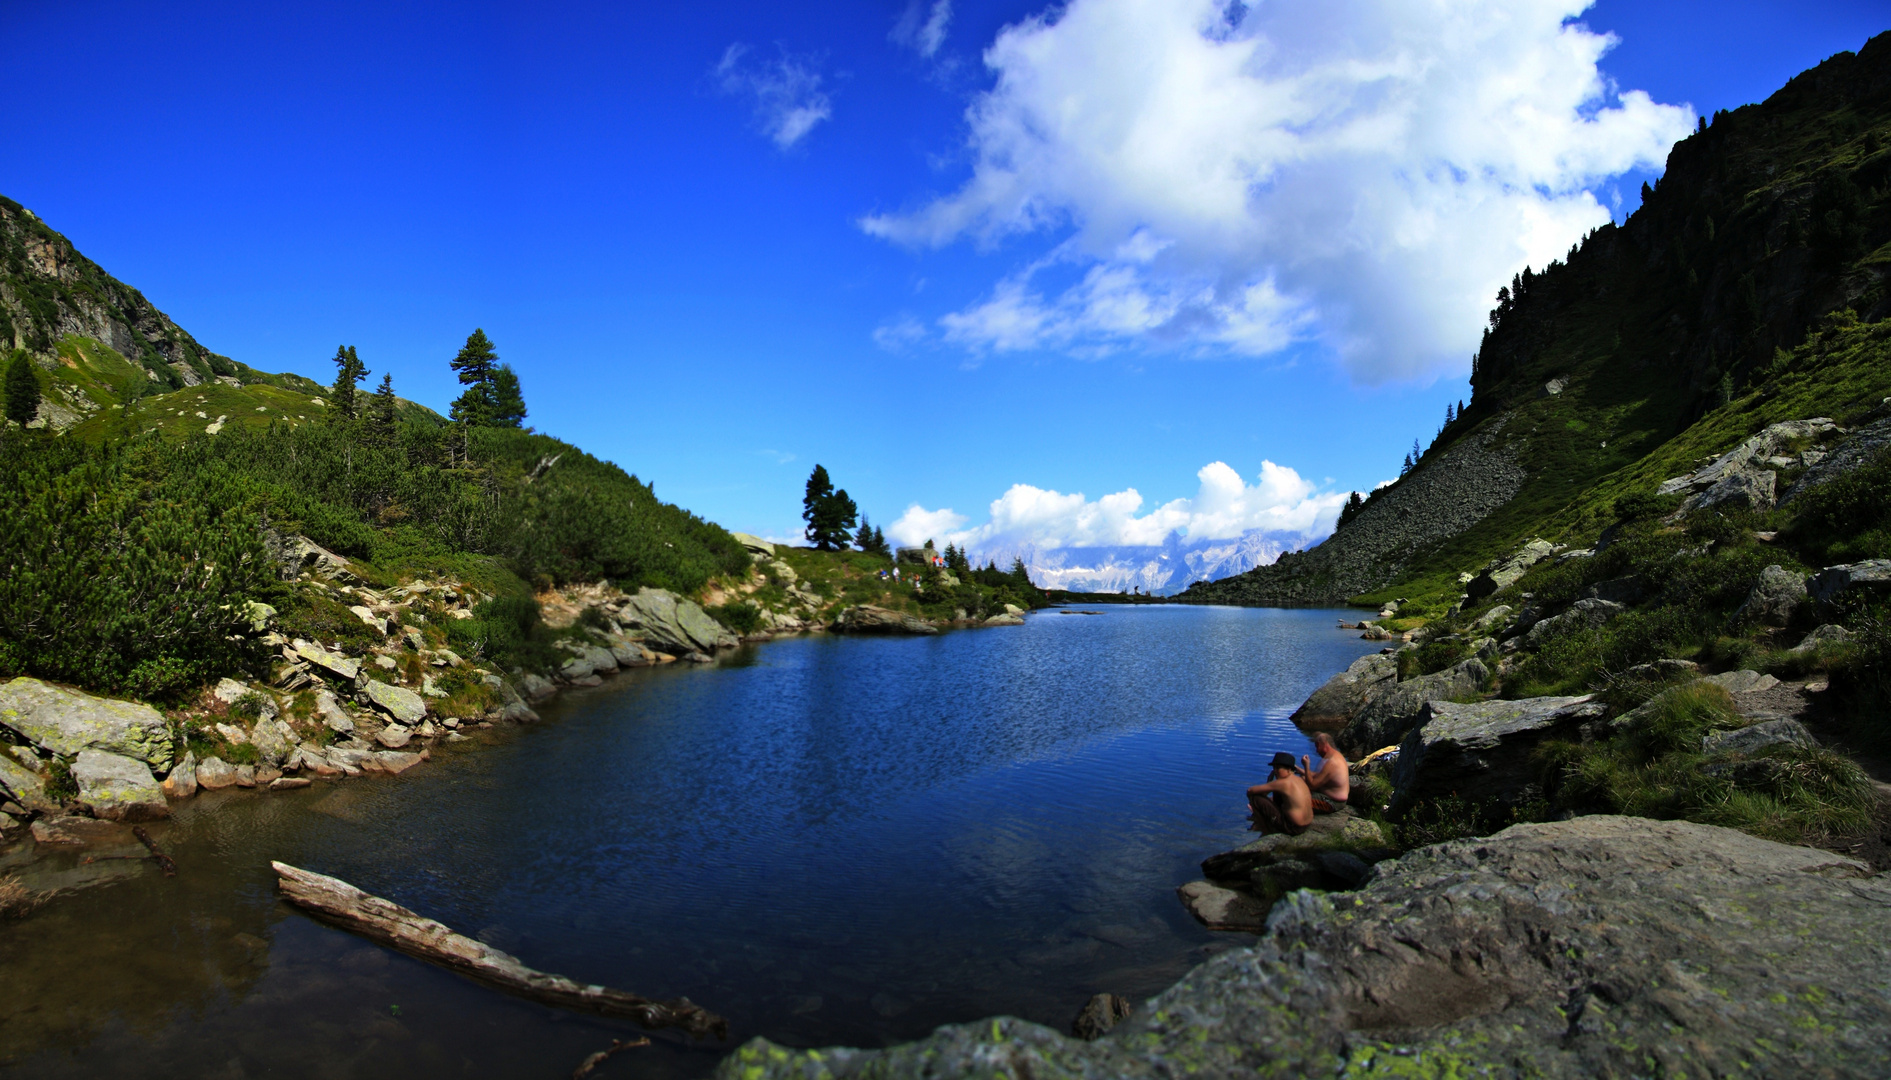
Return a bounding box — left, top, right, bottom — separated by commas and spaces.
971, 527, 1328, 595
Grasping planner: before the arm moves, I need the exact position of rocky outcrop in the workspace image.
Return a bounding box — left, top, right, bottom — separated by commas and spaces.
1809, 559, 1891, 610
0, 677, 175, 770
1702, 717, 1817, 755
832, 605, 938, 635
71, 749, 168, 821
1793, 623, 1853, 651
362, 680, 427, 725
1336, 658, 1488, 754
1733, 564, 1809, 627
1464, 539, 1554, 601
1198, 815, 1390, 882
1784, 414, 1891, 504
263, 531, 361, 583
1658, 418, 1839, 512
1289, 653, 1396, 730
1702, 669, 1780, 694
720, 817, 1891, 1080
1389, 695, 1606, 814
1520, 597, 1623, 646
0, 752, 53, 812
614, 588, 738, 654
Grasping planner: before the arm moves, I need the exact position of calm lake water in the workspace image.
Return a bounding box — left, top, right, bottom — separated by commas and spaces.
0, 605, 1377, 1079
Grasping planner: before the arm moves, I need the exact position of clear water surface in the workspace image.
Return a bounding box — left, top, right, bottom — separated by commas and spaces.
0, 604, 1379, 1079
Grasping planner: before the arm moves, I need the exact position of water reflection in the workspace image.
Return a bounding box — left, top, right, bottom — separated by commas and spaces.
0, 605, 1377, 1078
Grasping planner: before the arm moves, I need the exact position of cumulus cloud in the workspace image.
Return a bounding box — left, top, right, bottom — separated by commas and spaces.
716, 44, 833, 149
863, 0, 1693, 380
892, 0, 954, 58
885, 460, 1346, 553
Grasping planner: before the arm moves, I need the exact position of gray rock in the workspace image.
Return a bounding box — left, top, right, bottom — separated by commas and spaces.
1249, 858, 1326, 896
1702, 718, 1816, 756
1201, 816, 1388, 881
1290, 653, 1396, 730
722, 818, 1891, 1080
374, 724, 413, 749
984, 613, 1025, 626
0, 677, 175, 770
1702, 669, 1780, 695
211, 678, 280, 720
1621, 658, 1701, 681
1522, 598, 1623, 646
196, 755, 240, 790
314, 689, 355, 734
1389, 695, 1606, 814
366, 749, 426, 775
1661, 418, 1839, 499
730, 532, 775, 557
1338, 658, 1489, 754
1682, 466, 1776, 512
248, 719, 296, 767
265, 531, 360, 583
71, 748, 168, 821
1070, 994, 1133, 1041
520, 673, 557, 702
162, 750, 198, 799
1175, 880, 1270, 932
833, 605, 938, 635
31, 815, 133, 846
1310, 850, 1373, 889
1809, 559, 1891, 609
268, 776, 312, 791
1791, 624, 1853, 652
1464, 539, 1554, 601
1784, 414, 1891, 505
607, 636, 653, 667
0, 752, 53, 812
1471, 604, 1513, 632
1733, 565, 1808, 627
616, 587, 739, 654
241, 601, 277, 632
362, 679, 427, 724
291, 639, 360, 681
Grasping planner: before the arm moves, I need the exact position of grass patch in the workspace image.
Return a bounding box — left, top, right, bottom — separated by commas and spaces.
0, 875, 44, 920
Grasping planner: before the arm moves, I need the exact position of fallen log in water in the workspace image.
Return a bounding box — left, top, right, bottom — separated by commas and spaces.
270, 861, 728, 1040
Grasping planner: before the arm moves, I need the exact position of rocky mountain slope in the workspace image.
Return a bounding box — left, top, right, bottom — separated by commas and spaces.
1183, 31, 1891, 607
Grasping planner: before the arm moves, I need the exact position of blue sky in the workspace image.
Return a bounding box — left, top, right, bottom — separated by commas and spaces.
2, 1, 1885, 550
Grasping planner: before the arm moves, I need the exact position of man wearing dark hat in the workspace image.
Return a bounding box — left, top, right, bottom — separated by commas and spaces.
1247, 751, 1314, 834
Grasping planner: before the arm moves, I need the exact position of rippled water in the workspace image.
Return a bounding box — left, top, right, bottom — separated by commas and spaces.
0, 605, 1377, 1078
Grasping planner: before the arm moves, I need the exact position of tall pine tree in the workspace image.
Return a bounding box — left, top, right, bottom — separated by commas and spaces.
449, 329, 500, 426
327, 345, 369, 420
366, 374, 400, 443
486, 364, 527, 428
801, 464, 858, 550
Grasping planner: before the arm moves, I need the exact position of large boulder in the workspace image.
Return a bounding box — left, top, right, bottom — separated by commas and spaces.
196, 755, 240, 790
1682, 466, 1776, 512
1521, 597, 1624, 646
264, 531, 360, 583
718, 817, 1891, 1080
1783, 413, 1891, 505
314, 689, 356, 734
1289, 653, 1396, 731
1389, 694, 1606, 815
162, 750, 198, 799
1463, 540, 1554, 601
1809, 560, 1891, 611
0, 677, 175, 770
71, 748, 168, 822
1702, 718, 1816, 756
1733, 564, 1809, 628
1175, 881, 1271, 932
248, 719, 297, 767
291, 639, 361, 681
729, 532, 775, 557
616, 588, 738, 654
362, 679, 427, 725
1337, 658, 1489, 755
1792, 623, 1853, 652
1200, 814, 1389, 882
832, 605, 938, 635
1659, 418, 1839, 500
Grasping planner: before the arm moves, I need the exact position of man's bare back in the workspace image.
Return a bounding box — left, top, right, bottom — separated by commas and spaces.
1247, 752, 1313, 833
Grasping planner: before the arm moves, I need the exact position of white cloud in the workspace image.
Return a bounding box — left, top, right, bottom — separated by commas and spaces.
862, 0, 1692, 381
892, 0, 954, 58
886, 460, 1346, 553
716, 44, 833, 149
871, 314, 929, 352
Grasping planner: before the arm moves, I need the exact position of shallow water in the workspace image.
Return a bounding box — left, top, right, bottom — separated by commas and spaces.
0, 605, 1378, 1079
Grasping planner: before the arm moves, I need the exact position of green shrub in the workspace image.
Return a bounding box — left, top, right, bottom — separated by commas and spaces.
711, 601, 762, 635
1399, 639, 1467, 679
1786, 444, 1891, 563
44, 758, 76, 801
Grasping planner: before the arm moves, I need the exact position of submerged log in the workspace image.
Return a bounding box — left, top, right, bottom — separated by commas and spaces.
132, 826, 177, 876
270, 861, 728, 1040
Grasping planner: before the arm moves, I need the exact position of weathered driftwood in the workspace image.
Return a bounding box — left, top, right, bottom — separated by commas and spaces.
572, 1036, 650, 1079
132, 826, 177, 876
271, 861, 728, 1040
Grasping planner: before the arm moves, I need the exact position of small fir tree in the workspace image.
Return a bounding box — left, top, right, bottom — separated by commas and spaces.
4, 352, 41, 427
367, 374, 399, 442
854, 513, 876, 553
487, 364, 527, 428
871, 525, 888, 557
327, 345, 369, 420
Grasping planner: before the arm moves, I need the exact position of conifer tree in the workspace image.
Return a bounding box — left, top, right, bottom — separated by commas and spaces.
367, 374, 399, 443
871, 525, 888, 557
327, 345, 369, 420
449, 329, 499, 426
487, 364, 527, 428
4, 352, 40, 427
801, 465, 858, 549
855, 513, 876, 552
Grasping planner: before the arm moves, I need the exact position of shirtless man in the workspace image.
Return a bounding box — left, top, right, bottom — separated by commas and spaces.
1301, 732, 1350, 808
1247, 752, 1314, 834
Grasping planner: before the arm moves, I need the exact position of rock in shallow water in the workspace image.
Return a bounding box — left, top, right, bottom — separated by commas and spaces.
71, 748, 168, 821
0, 677, 174, 770
718, 817, 1891, 1079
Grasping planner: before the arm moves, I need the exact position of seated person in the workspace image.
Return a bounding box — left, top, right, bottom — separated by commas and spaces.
1247, 751, 1314, 835
1301, 732, 1350, 811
